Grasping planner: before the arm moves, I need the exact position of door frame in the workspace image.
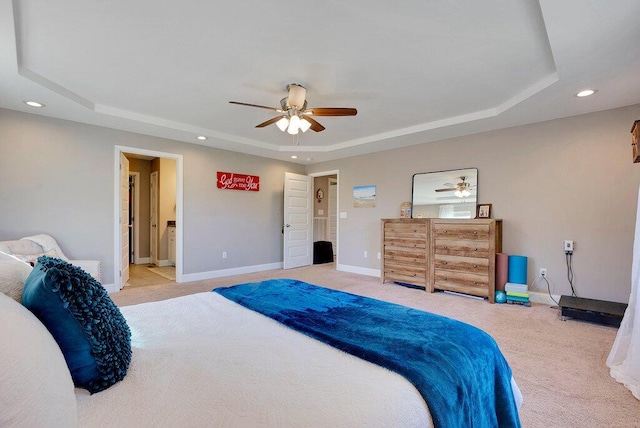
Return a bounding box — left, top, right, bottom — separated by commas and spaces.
309, 170, 339, 267
129, 172, 141, 264
327, 177, 338, 258
150, 171, 159, 267
114, 145, 184, 291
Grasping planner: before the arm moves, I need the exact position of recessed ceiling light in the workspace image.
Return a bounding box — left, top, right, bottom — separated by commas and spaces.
576, 89, 597, 97
306, 158, 313, 161
24, 101, 45, 108
290, 155, 298, 159
196, 135, 207, 140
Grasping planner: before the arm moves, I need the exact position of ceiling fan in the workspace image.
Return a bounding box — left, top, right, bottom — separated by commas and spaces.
229, 83, 357, 135
435, 176, 476, 198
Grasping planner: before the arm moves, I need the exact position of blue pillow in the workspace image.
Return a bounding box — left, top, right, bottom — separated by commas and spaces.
22, 256, 131, 394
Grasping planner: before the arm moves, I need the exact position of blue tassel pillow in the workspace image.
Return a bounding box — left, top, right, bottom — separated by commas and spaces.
22, 256, 131, 394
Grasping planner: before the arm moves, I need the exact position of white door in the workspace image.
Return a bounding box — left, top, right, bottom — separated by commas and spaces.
283, 172, 312, 269
328, 178, 337, 257
150, 171, 158, 266
120, 153, 130, 287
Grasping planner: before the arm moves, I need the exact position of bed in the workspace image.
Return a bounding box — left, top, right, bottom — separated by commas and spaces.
1, 256, 522, 428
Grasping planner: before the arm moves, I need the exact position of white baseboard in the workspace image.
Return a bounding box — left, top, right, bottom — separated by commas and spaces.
181, 262, 283, 282
104, 283, 117, 294
134, 257, 151, 265
336, 264, 381, 278
157, 259, 173, 267
529, 290, 561, 306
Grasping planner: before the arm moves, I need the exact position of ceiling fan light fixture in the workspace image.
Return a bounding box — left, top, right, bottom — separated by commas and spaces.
287, 114, 301, 134
276, 117, 289, 131
287, 84, 306, 109
299, 117, 311, 132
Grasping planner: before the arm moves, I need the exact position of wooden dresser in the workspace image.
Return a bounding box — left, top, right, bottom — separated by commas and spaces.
380, 218, 430, 288
381, 218, 502, 303
430, 219, 502, 303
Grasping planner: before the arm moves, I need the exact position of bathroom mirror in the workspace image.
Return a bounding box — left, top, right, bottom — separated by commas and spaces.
411, 168, 478, 218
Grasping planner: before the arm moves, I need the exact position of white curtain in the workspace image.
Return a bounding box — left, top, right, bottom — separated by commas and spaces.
606, 187, 640, 400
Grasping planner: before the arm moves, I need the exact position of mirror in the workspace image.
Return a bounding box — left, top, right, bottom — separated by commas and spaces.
411, 168, 478, 218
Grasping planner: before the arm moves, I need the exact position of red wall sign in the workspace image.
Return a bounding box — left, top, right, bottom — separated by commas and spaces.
217, 171, 260, 191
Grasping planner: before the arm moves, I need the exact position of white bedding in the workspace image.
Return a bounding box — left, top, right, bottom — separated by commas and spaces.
76, 292, 521, 427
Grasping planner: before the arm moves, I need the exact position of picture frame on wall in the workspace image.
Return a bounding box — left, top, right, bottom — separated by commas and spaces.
477, 204, 492, 218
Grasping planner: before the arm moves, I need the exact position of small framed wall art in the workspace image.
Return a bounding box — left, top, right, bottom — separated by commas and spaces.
477, 203, 492, 218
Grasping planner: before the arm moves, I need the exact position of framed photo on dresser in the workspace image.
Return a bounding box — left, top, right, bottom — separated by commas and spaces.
477, 204, 492, 218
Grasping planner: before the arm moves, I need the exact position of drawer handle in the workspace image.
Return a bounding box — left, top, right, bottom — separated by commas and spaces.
473, 264, 478, 268
443, 246, 448, 249
443, 277, 447, 280
474, 248, 478, 251
443, 261, 447, 265
474, 231, 478, 234
473, 281, 478, 285
411, 273, 416, 277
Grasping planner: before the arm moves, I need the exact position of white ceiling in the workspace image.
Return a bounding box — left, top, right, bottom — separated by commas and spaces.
1, 0, 639, 164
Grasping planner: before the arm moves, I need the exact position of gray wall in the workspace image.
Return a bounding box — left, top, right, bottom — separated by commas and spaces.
3, 104, 640, 303
307, 104, 640, 303
0, 108, 305, 283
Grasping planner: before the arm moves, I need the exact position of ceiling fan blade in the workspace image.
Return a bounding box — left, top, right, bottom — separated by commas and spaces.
302, 116, 325, 132
435, 188, 457, 192
305, 107, 357, 116
229, 101, 281, 112
255, 116, 285, 128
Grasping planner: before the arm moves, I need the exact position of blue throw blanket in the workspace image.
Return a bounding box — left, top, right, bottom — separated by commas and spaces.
214, 279, 521, 428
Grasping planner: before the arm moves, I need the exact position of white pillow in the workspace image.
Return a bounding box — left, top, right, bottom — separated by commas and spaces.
12, 249, 58, 265
0, 251, 33, 302
0, 292, 78, 427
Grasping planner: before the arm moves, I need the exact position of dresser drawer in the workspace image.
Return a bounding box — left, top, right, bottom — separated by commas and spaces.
383, 238, 427, 252
433, 239, 490, 258
384, 250, 426, 265
432, 254, 488, 275
384, 267, 427, 287
384, 223, 427, 237
433, 270, 489, 297
432, 223, 490, 240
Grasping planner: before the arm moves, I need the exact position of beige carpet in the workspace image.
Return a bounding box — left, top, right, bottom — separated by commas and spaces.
111, 264, 640, 427
147, 266, 176, 281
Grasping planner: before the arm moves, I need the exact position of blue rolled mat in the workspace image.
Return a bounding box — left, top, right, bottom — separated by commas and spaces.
508, 255, 528, 285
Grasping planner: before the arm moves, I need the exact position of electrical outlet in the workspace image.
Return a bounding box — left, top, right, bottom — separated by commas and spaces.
540, 268, 547, 277
564, 240, 574, 252
377, 252, 381, 260
222, 251, 227, 259
363, 251, 368, 258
